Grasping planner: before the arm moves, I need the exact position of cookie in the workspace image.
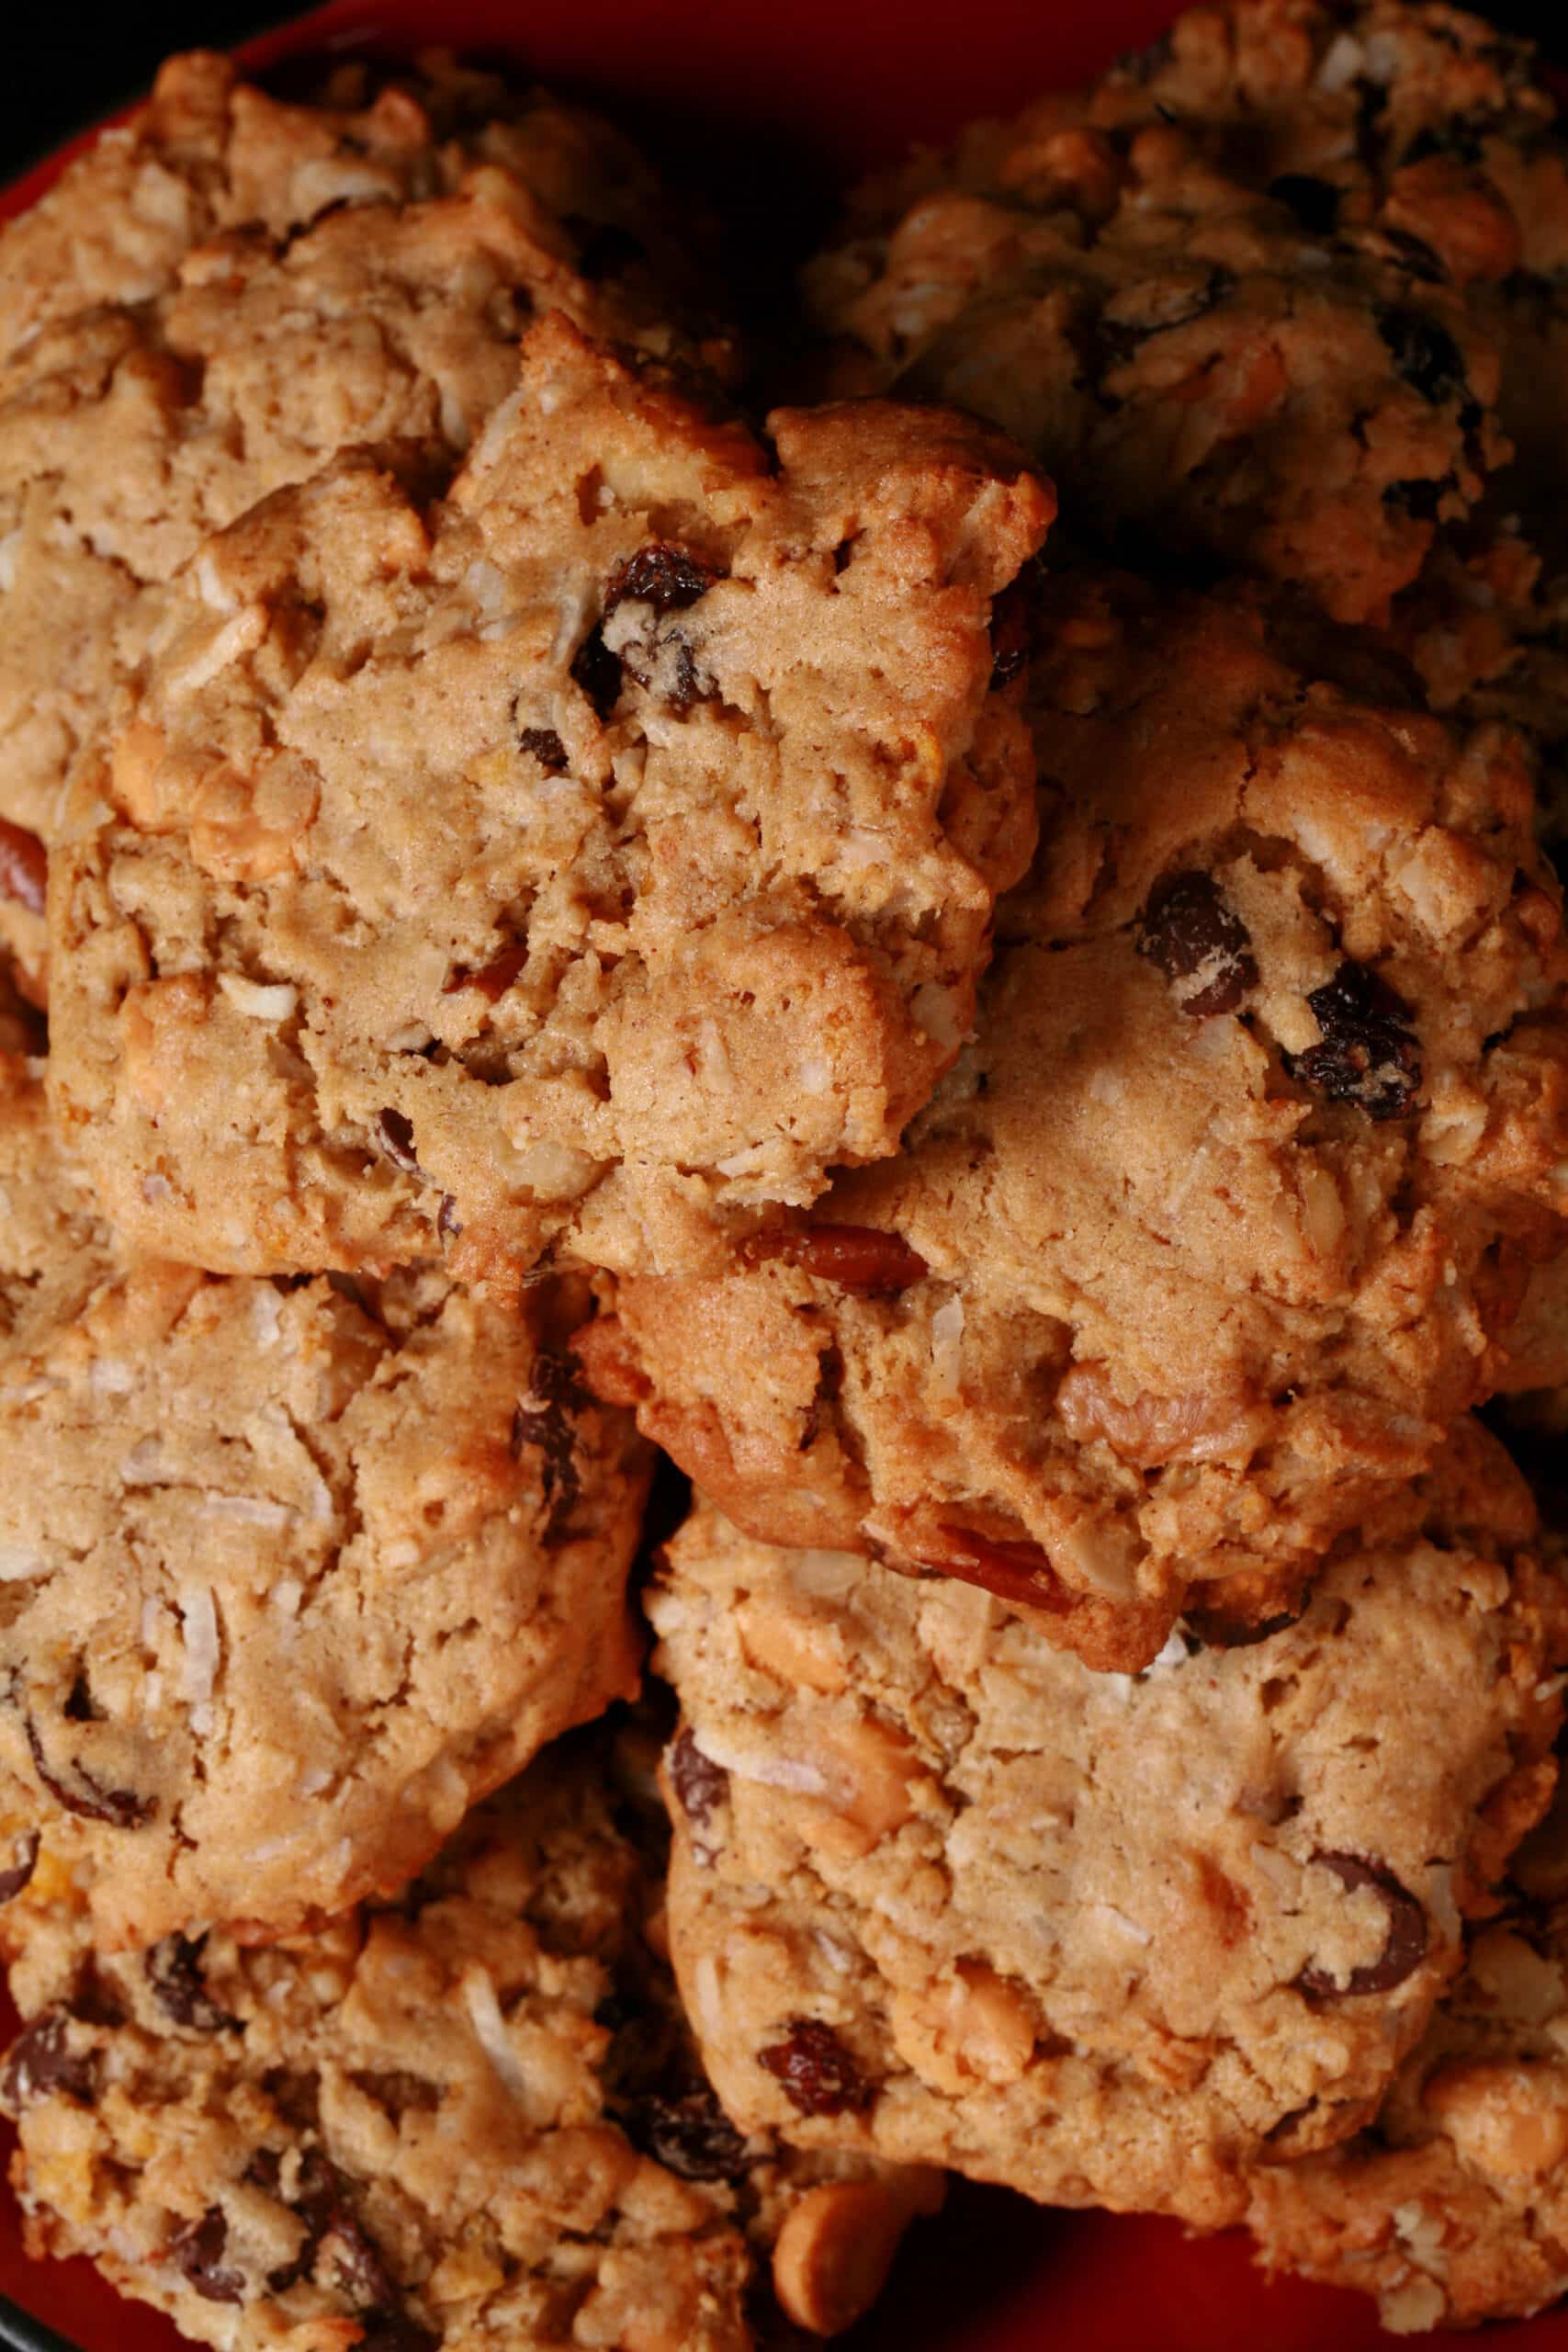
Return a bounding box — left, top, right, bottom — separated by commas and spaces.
47, 312, 1050, 1291
0, 1724, 941, 2351
580, 570, 1568, 1669
649, 1450, 1564, 2233
1244, 1718, 1568, 2332
805, 40, 1505, 625
0, 51, 735, 859
0, 1055, 651, 1947
1094, 0, 1568, 516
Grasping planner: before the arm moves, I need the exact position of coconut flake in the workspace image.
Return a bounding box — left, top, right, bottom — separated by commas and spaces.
218, 971, 299, 1022
207, 1493, 293, 1530
179, 1587, 220, 1708
463, 1970, 525, 2095
930, 1295, 964, 1395
0, 529, 22, 594
0, 1545, 47, 1582
1315, 30, 1365, 88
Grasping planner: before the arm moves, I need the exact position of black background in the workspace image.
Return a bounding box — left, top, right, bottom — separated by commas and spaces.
7, 0, 1567, 189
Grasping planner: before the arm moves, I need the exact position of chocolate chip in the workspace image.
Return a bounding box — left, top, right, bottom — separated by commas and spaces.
624, 2082, 750, 2182
668, 1727, 728, 1857
22, 1702, 153, 1828
1374, 303, 1468, 406
748, 1223, 930, 1294
562, 215, 644, 282
570, 625, 622, 721
167, 2210, 245, 2305
0, 818, 46, 915
1290, 960, 1422, 1119
1299, 1851, 1428, 1996
146, 1934, 237, 2033
1, 2010, 96, 2109
373, 1109, 426, 1181
515, 725, 568, 773
1137, 871, 1258, 1016
1268, 175, 1340, 235
604, 544, 720, 618
510, 1345, 586, 1544
0, 1828, 39, 1905
758, 2018, 875, 2119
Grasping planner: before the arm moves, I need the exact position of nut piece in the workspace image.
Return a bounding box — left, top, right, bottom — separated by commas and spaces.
1424, 2059, 1568, 2181
796, 1715, 922, 1859
771, 2174, 943, 2336
890, 1965, 1038, 2094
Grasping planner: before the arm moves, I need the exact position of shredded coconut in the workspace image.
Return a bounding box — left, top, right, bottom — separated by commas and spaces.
463, 1969, 526, 2096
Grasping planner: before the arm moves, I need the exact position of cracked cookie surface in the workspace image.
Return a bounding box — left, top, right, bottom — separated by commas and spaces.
0, 46, 734, 851
580, 571, 1568, 1668
650, 1458, 1564, 2231
48, 314, 1049, 1290
0, 1724, 939, 2351
0, 1065, 650, 1947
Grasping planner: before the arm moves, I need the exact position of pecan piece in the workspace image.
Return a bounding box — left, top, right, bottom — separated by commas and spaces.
749, 1223, 929, 1294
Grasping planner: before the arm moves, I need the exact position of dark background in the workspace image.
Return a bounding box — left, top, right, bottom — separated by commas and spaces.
6, 0, 1567, 187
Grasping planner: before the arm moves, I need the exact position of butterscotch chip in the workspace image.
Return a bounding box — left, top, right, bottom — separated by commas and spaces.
651, 1454, 1564, 2229
1244, 1719, 1568, 2331
0, 1726, 938, 2352
0, 47, 734, 845
807, 5, 1509, 627
0, 1057, 650, 1949
48, 314, 1049, 1289
582, 571, 1568, 1668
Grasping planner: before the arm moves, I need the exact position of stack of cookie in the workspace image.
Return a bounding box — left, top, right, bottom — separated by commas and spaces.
1, 5, 1567, 2344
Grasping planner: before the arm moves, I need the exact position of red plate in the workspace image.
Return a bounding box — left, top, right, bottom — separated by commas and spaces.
4, 3, 1568, 2345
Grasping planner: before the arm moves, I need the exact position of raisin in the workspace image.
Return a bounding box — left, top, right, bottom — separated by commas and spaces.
1137, 871, 1258, 1016
1268, 175, 1340, 235
511, 1345, 586, 1544
0, 818, 46, 915
604, 544, 720, 618
748, 1223, 929, 1294
23, 1702, 153, 1827
167, 2210, 245, 2305
1, 2010, 96, 2109
1374, 303, 1468, 405
570, 626, 622, 720
0, 1828, 39, 1904
145, 1933, 237, 2033
758, 2018, 874, 2119
1299, 1852, 1428, 1996
668, 1727, 728, 1852
373, 1108, 426, 1180
562, 215, 643, 282
515, 724, 568, 773
1290, 960, 1422, 1119
623, 2083, 750, 2182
